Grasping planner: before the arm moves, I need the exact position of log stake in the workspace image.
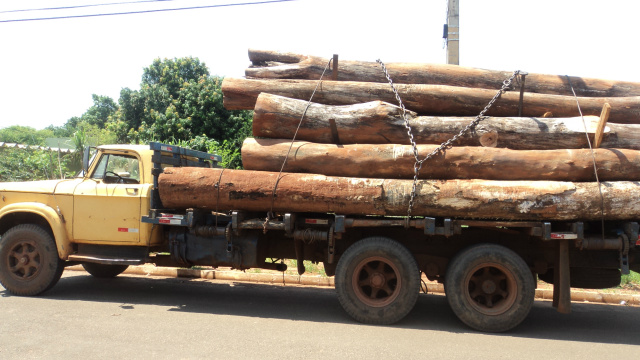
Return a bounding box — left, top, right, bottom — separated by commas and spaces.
594, 103, 611, 148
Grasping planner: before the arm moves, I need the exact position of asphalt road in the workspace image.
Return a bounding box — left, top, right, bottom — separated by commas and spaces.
1, 272, 639, 359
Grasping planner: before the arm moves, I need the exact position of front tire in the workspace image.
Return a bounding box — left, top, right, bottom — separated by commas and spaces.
335, 237, 420, 325
445, 244, 535, 332
82, 263, 129, 278
0, 224, 64, 296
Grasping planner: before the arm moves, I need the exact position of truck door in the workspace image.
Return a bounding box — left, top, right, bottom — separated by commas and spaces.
73, 152, 143, 243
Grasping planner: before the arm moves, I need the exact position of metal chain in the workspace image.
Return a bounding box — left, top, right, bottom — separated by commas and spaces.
263, 57, 335, 233
565, 75, 605, 240
376, 59, 521, 219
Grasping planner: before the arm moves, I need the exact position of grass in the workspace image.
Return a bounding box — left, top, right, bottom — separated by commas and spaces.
245, 259, 327, 277
620, 270, 640, 289
286, 259, 327, 277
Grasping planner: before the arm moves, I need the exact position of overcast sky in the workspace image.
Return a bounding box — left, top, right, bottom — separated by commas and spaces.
1, 0, 639, 130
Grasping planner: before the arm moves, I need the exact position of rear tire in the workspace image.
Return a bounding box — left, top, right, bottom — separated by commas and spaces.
82, 263, 129, 278
445, 244, 534, 332
0, 224, 64, 296
335, 237, 420, 325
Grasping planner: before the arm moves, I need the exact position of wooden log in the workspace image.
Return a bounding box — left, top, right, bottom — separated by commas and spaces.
158, 167, 640, 221
253, 94, 640, 149
246, 49, 640, 97
241, 138, 640, 182
221, 78, 640, 124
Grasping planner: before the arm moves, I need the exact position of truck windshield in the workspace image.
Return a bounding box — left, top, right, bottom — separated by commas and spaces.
92, 153, 141, 183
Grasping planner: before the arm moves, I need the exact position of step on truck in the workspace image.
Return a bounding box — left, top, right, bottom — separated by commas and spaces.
0, 142, 638, 332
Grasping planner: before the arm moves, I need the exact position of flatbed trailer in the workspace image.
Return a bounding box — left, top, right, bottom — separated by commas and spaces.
0, 142, 638, 332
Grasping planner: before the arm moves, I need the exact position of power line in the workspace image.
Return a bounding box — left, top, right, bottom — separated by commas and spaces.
0, 0, 177, 14
0, 0, 297, 23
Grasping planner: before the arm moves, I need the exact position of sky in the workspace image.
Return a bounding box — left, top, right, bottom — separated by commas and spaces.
1, 0, 639, 130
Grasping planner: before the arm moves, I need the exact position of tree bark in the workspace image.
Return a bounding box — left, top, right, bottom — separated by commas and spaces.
241, 138, 640, 182
221, 78, 640, 124
246, 49, 640, 97
158, 167, 640, 221
253, 94, 640, 150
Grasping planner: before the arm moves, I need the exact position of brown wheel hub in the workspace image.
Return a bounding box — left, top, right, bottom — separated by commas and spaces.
464, 263, 517, 316
352, 256, 402, 307
7, 240, 41, 281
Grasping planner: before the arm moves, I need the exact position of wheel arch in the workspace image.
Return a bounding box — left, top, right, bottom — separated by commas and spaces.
0, 203, 72, 259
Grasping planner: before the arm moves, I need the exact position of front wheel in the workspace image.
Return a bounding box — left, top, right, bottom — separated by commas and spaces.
335, 237, 420, 325
0, 224, 65, 296
444, 244, 535, 332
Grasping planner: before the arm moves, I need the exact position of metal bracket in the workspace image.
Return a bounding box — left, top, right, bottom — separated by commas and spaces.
444, 218, 453, 237
331, 54, 339, 80
327, 225, 336, 264
284, 213, 295, 236
225, 223, 233, 254
334, 215, 346, 233
424, 217, 436, 235
623, 222, 639, 247
543, 222, 552, 240
517, 72, 529, 117
571, 222, 584, 239
232, 211, 245, 236
621, 233, 630, 275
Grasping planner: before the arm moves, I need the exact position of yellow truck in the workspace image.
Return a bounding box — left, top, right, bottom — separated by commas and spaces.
1, 142, 638, 332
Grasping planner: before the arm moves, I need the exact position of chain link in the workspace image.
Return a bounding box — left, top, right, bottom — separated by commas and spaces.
376, 59, 521, 219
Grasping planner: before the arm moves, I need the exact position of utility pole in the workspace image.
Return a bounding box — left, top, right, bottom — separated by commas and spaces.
445, 0, 459, 65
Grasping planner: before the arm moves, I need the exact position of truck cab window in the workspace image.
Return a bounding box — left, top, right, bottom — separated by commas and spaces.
91, 154, 140, 184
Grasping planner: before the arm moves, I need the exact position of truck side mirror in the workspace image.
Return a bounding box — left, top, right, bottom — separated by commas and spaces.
82, 146, 91, 176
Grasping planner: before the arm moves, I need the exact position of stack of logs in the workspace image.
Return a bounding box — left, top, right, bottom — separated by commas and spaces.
158, 49, 640, 221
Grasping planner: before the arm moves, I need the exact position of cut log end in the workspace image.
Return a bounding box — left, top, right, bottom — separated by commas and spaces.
479, 131, 499, 147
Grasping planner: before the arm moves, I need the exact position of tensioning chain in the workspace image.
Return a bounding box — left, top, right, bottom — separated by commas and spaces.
376, 60, 521, 220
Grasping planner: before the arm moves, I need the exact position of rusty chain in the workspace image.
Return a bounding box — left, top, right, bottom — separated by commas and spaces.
263, 57, 335, 233
376, 59, 521, 220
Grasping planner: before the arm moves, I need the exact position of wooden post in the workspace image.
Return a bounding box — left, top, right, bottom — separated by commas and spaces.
554, 241, 572, 314
594, 103, 611, 148
332, 54, 339, 81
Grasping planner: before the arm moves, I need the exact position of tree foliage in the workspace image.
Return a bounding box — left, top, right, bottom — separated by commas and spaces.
0, 148, 71, 182
1, 56, 252, 181
0, 126, 54, 145
111, 57, 252, 149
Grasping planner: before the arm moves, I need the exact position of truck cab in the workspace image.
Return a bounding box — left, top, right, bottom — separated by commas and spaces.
0, 143, 217, 293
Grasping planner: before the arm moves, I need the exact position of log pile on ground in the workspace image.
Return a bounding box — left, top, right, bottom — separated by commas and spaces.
159, 49, 640, 221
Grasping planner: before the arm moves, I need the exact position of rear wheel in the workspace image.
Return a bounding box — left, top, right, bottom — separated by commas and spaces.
445, 244, 534, 332
82, 263, 129, 278
335, 237, 420, 325
0, 224, 64, 296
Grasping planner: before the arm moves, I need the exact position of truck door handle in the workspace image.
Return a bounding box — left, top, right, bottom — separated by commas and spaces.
126, 188, 139, 195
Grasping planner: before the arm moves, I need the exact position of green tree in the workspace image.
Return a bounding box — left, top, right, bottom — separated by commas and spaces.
55, 94, 118, 139
142, 57, 209, 98
110, 57, 253, 162
0, 126, 54, 145
82, 94, 118, 128
0, 148, 60, 181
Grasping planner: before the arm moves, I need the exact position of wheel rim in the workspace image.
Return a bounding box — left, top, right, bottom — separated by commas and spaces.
6, 240, 42, 281
463, 263, 517, 316
352, 256, 402, 307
